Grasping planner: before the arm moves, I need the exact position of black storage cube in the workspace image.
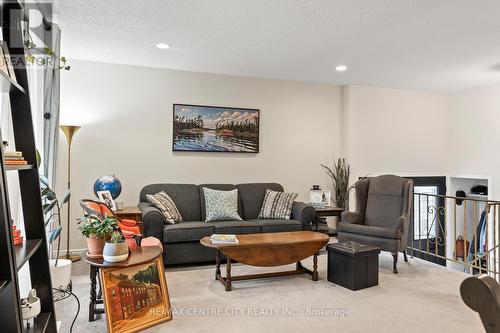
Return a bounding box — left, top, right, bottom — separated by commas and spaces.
327, 241, 381, 291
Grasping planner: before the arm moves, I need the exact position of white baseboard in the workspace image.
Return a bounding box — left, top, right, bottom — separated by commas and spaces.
52, 248, 88, 256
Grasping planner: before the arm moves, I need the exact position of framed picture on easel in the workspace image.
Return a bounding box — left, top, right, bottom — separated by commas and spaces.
100, 256, 172, 332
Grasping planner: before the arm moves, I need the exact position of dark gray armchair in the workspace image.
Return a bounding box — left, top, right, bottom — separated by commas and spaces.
338, 174, 413, 274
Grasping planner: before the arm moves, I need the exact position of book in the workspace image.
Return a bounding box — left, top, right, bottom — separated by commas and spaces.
5, 156, 25, 161
4, 151, 22, 157
5, 160, 27, 165
210, 234, 239, 244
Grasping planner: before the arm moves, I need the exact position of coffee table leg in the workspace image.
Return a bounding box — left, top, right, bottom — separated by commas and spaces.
89, 265, 97, 322
226, 256, 232, 291
215, 250, 221, 280
312, 253, 319, 281
296, 261, 303, 270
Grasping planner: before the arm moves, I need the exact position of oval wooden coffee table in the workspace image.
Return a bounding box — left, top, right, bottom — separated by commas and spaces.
200, 231, 329, 291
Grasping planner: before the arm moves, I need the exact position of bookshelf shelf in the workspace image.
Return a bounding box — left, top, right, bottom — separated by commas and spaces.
14, 239, 43, 271
23, 312, 51, 333
0, 280, 8, 291
0, 70, 26, 94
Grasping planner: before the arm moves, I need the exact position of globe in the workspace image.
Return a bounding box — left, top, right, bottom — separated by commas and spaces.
93, 175, 122, 199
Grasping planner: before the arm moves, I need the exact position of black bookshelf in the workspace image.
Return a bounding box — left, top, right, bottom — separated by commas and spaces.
0, 1, 57, 332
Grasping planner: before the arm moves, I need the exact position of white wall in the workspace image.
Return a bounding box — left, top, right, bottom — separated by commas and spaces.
344, 85, 451, 178
58, 61, 457, 251
58, 60, 341, 250
449, 85, 500, 198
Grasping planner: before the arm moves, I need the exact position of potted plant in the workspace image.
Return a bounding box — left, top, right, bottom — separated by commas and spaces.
40, 175, 72, 291
103, 231, 129, 263
77, 215, 117, 258
321, 157, 351, 208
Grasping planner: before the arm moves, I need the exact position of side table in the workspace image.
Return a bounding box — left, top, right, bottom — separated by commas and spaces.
84, 246, 162, 322
115, 205, 143, 233
313, 207, 344, 236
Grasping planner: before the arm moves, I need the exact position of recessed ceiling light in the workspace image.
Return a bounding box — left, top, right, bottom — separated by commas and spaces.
335, 65, 347, 72
156, 43, 171, 50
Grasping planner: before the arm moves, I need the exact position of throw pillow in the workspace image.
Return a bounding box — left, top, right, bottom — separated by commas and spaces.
258, 189, 298, 219
203, 187, 242, 222
146, 191, 183, 224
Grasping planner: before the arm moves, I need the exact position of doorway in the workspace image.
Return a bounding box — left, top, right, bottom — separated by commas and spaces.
408, 176, 446, 266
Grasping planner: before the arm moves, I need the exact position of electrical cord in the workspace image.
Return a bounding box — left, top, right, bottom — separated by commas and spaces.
53, 284, 80, 333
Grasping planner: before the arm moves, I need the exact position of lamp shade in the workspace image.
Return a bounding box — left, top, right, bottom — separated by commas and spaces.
60, 125, 80, 147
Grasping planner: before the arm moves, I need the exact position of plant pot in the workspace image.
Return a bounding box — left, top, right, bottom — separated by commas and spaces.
86, 235, 105, 257
49, 259, 72, 290
103, 241, 129, 263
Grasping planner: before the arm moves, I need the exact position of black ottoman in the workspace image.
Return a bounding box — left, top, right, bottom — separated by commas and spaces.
327, 241, 380, 291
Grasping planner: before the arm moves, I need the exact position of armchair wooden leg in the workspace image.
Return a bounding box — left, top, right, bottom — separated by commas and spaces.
392, 252, 399, 274
403, 249, 408, 263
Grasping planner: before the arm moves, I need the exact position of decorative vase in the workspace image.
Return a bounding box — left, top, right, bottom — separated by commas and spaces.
49, 259, 72, 290
103, 241, 129, 262
86, 235, 105, 258
21, 289, 41, 327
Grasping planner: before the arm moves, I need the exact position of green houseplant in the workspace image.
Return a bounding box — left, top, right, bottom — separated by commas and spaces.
40, 175, 72, 290
321, 157, 351, 208
77, 215, 117, 257
103, 231, 129, 263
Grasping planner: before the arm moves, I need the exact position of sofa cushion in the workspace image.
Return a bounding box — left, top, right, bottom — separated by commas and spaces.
146, 191, 183, 224
206, 220, 261, 235
258, 189, 298, 220
201, 187, 242, 222
199, 184, 242, 221
140, 184, 201, 221
163, 221, 214, 243
237, 183, 284, 219
338, 222, 401, 239
247, 219, 302, 233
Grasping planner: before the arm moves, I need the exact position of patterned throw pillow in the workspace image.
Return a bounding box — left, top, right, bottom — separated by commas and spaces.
203, 188, 242, 222
258, 189, 298, 220
146, 191, 183, 224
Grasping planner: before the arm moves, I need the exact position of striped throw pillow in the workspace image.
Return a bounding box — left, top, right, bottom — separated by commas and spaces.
258, 189, 298, 220
146, 191, 183, 224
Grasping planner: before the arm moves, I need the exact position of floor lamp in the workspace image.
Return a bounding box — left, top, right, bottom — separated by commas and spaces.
60, 125, 81, 262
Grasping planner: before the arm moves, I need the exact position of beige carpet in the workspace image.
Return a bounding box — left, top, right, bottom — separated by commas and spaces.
58, 252, 483, 333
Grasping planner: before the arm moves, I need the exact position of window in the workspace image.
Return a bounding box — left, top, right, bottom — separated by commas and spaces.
414, 185, 438, 240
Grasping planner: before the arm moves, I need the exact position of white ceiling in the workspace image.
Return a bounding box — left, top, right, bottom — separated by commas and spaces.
57, 0, 500, 93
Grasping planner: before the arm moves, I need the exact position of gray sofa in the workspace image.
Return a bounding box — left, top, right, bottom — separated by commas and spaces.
138, 183, 316, 265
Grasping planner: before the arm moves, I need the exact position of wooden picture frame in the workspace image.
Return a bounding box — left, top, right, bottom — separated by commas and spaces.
172, 103, 260, 153
100, 257, 172, 333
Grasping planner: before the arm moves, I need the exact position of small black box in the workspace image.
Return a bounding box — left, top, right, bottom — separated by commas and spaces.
327, 241, 380, 291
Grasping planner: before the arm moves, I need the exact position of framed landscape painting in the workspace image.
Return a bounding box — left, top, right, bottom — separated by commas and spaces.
101, 257, 172, 333
173, 104, 259, 153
